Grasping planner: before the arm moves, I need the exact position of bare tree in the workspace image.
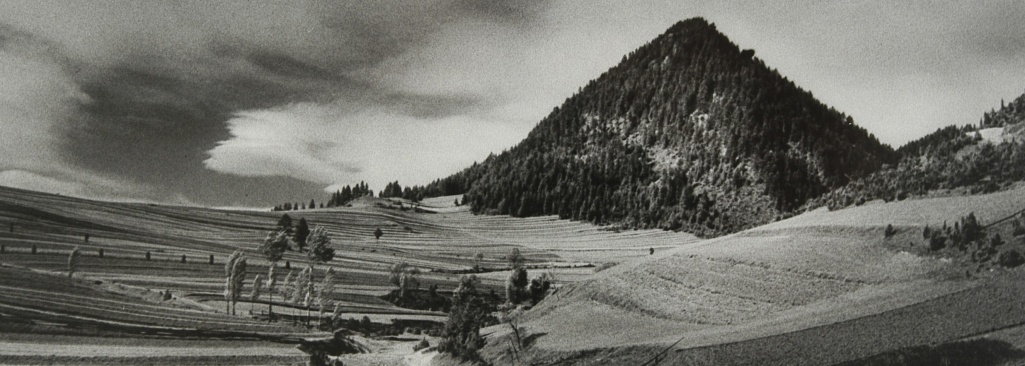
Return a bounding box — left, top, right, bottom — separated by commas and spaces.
317, 267, 336, 324
229, 257, 247, 315
223, 250, 244, 314
266, 265, 277, 319
68, 246, 81, 279
250, 274, 264, 314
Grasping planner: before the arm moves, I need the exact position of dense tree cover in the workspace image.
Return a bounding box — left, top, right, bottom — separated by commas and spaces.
813, 89, 1025, 210
428, 18, 893, 237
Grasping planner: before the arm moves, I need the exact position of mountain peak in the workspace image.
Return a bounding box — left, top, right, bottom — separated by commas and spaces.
428, 19, 893, 237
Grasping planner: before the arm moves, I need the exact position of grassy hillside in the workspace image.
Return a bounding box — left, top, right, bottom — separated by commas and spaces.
478, 184, 1025, 365
0, 185, 696, 363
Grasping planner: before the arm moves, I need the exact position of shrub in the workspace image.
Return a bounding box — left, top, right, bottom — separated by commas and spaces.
885, 224, 897, 238
1013, 218, 1025, 237
929, 235, 947, 251
414, 338, 430, 352
991, 234, 1005, 247
999, 250, 1024, 268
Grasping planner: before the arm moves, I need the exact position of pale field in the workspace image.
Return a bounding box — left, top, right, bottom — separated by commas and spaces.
480, 185, 1025, 365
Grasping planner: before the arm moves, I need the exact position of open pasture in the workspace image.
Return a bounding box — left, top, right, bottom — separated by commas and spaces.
0, 186, 696, 363
480, 185, 1025, 365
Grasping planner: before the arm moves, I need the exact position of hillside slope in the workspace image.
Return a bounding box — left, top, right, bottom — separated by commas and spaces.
815, 89, 1025, 210
428, 18, 893, 237
479, 184, 1025, 365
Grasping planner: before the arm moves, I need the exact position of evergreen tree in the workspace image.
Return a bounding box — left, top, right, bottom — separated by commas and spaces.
294, 218, 310, 252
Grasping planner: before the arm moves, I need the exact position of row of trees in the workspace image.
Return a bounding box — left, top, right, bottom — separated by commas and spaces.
271, 181, 376, 211
379, 181, 430, 202
217, 216, 338, 322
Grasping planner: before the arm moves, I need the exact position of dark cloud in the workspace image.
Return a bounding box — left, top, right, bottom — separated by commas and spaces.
10, 0, 552, 206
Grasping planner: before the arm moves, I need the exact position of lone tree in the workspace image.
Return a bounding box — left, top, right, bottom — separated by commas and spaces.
224, 249, 247, 315
295, 218, 311, 252
306, 226, 335, 266
507, 248, 525, 269
68, 246, 81, 279
473, 251, 484, 272
317, 267, 336, 325
260, 230, 292, 262
505, 267, 528, 304
389, 262, 421, 299
265, 265, 278, 319
374, 227, 383, 241
280, 270, 296, 310
250, 274, 264, 314
277, 214, 294, 233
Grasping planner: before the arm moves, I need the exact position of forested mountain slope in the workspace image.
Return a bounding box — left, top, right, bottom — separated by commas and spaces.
814, 90, 1025, 210
429, 18, 893, 237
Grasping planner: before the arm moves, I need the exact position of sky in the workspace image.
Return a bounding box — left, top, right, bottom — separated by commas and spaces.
0, 1, 1022, 208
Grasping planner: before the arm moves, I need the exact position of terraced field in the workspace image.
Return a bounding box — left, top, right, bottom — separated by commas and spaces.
0, 185, 695, 364
480, 185, 1025, 365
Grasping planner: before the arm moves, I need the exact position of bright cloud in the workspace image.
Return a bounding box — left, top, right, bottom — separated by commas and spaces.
204, 102, 527, 191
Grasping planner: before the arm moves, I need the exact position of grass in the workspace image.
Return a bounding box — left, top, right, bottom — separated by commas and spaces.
479, 184, 1025, 365
0, 186, 696, 362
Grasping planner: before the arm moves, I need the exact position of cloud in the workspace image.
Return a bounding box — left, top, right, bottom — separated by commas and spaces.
0, 25, 88, 172
204, 102, 527, 191
0, 0, 1022, 207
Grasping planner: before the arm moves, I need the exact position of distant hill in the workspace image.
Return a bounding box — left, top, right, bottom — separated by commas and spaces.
426, 18, 893, 237
814, 90, 1025, 210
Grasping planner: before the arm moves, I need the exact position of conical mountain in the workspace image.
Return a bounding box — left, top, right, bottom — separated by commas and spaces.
431, 18, 894, 237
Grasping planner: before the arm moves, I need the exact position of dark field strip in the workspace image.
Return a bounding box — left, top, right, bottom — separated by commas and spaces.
0, 355, 305, 365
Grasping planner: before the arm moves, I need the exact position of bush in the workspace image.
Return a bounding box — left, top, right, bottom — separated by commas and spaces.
414, 338, 430, 352
884, 224, 897, 238
929, 235, 947, 251
1013, 218, 1025, 237
999, 250, 1024, 268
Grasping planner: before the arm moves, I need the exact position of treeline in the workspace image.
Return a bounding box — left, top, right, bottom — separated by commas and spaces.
812, 90, 1025, 210
379, 181, 432, 202
271, 181, 374, 211
427, 18, 893, 237
980, 92, 1025, 128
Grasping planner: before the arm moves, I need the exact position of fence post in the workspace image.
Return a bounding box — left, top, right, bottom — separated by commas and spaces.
146, 251, 151, 261
209, 254, 214, 264
98, 248, 104, 258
